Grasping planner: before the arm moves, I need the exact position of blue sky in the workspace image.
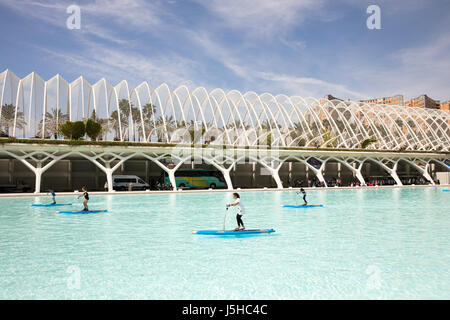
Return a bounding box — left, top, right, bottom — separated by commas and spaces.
1, 0, 449, 101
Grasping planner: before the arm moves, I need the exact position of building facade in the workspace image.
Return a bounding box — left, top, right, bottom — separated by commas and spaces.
359, 95, 404, 106
440, 101, 450, 111
0, 70, 449, 193
405, 94, 440, 109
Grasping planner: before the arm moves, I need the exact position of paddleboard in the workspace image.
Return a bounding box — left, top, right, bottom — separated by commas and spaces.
31, 203, 72, 207
442, 190, 449, 192
192, 229, 275, 235
57, 210, 107, 214
283, 205, 323, 208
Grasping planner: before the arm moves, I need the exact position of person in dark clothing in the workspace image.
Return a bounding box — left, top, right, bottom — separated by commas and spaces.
297, 188, 307, 205
77, 186, 89, 211
48, 189, 56, 205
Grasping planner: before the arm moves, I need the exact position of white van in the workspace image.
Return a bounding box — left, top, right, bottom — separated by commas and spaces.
112, 175, 150, 191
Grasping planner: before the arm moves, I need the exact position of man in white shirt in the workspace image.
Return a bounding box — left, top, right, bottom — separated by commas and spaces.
227, 192, 245, 230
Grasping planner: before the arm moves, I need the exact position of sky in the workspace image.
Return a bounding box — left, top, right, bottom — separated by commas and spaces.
0, 0, 449, 101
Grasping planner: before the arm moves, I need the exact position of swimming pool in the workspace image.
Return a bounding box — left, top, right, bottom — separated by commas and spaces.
0, 187, 449, 299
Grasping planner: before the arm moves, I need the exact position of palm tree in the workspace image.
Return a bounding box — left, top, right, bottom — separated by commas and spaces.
130, 106, 143, 141
37, 108, 69, 139
154, 115, 175, 142
290, 122, 307, 146
134, 103, 157, 141
0, 104, 26, 137
109, 109, 122, 140
108, 99, 133, 140
321, 128, 338, 148
111, 99, 156, 141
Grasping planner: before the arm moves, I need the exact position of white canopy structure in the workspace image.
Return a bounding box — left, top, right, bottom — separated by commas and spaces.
1, 69, 449, 151
0, 70, 449, 193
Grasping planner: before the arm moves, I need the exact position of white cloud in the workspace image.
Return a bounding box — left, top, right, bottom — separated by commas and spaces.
35, 40, 199, 89
256, 72, 367, 98
280, 38, 307, 51
0, 0, 166, 44
354, 33, 450, 101
185, 30, 252, 80
184, 30, 365, 98
82, 0, 166, 30
196, 0, 324, 36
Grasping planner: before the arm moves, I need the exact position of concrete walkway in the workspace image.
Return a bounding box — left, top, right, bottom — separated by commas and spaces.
0, 184, 448, 198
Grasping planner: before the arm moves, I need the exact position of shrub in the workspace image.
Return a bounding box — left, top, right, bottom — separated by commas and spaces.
59, 121, 86, 140
85, 119, 102, 141
361, 138, 377, 149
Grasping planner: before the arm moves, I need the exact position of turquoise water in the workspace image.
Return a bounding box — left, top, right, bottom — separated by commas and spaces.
0, 187, 449, 299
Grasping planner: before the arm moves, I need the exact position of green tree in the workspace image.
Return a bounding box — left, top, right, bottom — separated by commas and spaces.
59, 121, 85, 140
322, 128, 337, 147
85, 119, 102, 141
361, 137, 377, 149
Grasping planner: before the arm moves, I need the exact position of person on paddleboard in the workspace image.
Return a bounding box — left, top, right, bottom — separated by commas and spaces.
227, 193, 245, 231
77, 186, 89, 211
48, 189, 56, 205
297, 188, 307, 205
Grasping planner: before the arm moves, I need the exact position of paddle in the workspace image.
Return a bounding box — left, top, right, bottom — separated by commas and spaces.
223, 206, 229, 231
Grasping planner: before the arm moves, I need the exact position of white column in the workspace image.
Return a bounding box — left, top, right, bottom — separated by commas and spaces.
402, 160, 434, 185
295, 157, 327, 187
105, 162, 114, 192
139, 153, 191, 191
77, 152, 135, 193
372, 158, 402, 186
4, 151, 73, 194
272, 167, 283, 189
314, 168, 327, 187
422, 163, 435, 185
390, 171, 402, 186
355, 169, 366, 186
347, 160, 365, 185
252, 158, 284, 189
308, 162, 327, 187
165, 160, 189, 191
388, 161, 402, 186
202, 156, 239, 190
222, 168, 233, 190
34, 163, 42, 193
167, 170, 177, 190
209, 163, 234, 189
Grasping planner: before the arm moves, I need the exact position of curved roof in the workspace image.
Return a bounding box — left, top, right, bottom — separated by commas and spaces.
0, 69, 449, 151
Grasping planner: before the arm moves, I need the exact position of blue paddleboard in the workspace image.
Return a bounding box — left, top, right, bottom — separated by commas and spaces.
442, 190, 449, 192
57, 210, 107, 214
31, 203, 72, 207
192, 229, 275, 235
283, 205, 323, 208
